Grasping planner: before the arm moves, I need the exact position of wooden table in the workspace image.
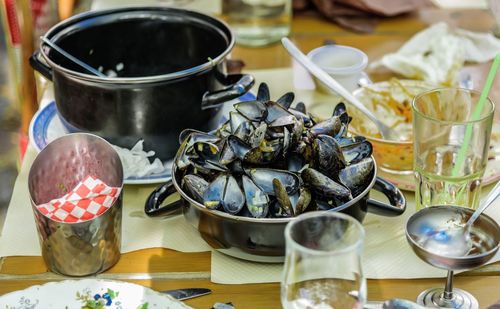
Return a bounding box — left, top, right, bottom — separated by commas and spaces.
1, 7, 499, 308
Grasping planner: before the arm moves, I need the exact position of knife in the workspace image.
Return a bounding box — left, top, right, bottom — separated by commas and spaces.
161, 288, 212, 301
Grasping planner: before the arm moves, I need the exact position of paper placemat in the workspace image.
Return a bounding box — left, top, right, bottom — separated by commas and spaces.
211, 186, 500, 284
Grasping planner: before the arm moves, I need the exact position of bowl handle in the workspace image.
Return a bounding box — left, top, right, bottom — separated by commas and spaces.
366, 177, 406, 216
144, 179, 184, 217
30, 51, 53, 81
201, 74, 255, 109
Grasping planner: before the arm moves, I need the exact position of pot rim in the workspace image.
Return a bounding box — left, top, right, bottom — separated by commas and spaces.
39, 7, 235, 84
171, 140, 378, 224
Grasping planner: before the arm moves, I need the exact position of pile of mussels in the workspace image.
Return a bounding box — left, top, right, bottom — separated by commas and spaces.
176, 83, 374, 218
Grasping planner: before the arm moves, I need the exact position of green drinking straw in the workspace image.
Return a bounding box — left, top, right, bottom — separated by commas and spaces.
451, 53, 500, 177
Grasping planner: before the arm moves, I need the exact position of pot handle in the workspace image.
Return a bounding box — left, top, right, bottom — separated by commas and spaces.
144, 179, 184, 217
201, 74, 255, 109
30, 51, 53, 81
366, 177, 406, 216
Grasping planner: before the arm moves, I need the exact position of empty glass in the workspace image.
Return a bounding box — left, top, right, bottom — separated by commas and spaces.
281, 212, 365, 309
413, 88, 494, 210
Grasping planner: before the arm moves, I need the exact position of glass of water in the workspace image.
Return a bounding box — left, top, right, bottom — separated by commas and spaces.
412, 88, 494, 210
222, 0, 291, 47
281, 212, 366, 309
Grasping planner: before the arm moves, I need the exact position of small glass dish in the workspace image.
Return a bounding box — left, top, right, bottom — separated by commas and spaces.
348, 79, 434, 175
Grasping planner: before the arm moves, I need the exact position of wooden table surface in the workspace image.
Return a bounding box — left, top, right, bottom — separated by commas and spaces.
1, 7, 499, 309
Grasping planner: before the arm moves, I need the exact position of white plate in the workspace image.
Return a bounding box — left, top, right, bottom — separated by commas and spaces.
29, 93, 256, 185
0, 279, 191, 308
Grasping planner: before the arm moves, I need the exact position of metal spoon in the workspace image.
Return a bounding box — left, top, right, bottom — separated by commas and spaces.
40, 36, 107, 77
452, 182, 500, 255
420, 182, 500, 257
281, 37, 400, 141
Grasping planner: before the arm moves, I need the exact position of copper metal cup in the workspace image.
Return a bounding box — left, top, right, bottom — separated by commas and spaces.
28, 133, 123, 276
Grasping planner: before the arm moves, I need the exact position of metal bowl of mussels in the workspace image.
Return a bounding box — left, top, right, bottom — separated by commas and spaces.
145, 83, 407, 263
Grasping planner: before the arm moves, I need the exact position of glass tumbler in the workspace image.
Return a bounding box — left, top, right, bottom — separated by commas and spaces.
281, 212, 366, 309
222, 0, 291, 47
413, 88, 494, 210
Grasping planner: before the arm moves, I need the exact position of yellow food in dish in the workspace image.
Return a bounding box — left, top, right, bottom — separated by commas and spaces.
348, 79, 435, 173
349, 78, 434, 142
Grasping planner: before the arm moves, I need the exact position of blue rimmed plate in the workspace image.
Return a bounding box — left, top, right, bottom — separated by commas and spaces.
29, 92, 256, 185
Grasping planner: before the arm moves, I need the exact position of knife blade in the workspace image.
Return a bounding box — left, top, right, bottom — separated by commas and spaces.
161, 288, 212, 301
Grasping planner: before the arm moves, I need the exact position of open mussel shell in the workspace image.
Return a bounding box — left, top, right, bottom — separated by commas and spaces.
203, 174, 245, 214
276, 92, 295, 110
247, 168, 301, 196
234, 100, 268, 122
203, 174, 226, 210
242, 175, 269, 218
223, 175, 245, 214
333, 102, 347, 116
229, 111, 250, 133
257, 82, 270, 102
182, 174, 209, 204
342, 139, 373, 164
265, 101, 294, 124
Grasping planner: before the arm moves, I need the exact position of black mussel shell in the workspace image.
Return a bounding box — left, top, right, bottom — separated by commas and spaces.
276, 92, 295, 110
223, 175, 245, 214
257, 83, 270, 102
235, 100, 268, 122
294, 102, 306, 114
247, 168, 300, 196
203, 174, 226, 210
339, 157, 374, 196
242, 175, 269, 218
333, 102, 347, 117
301, 168, 352, 201
183, 174, 209, 203
342, 140, 373, 165
309, 116, 342, 137
313, 135, 346, 178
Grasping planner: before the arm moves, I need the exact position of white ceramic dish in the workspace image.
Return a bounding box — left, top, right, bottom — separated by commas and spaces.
0, 279, 191, 308
29, 93, 255, 185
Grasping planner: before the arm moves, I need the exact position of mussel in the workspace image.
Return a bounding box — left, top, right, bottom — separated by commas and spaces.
176, 82, 373, 218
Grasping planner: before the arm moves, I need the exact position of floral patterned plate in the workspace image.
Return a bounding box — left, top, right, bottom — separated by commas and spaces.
0, 279, 192, 309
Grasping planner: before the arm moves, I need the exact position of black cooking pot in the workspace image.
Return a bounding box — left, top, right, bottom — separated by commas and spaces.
145, 140, 406, 262
30, 7, 254, 160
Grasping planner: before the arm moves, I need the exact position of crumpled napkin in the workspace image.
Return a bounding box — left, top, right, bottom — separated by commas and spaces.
112, 139, 166, 178
371, 22, 500, 85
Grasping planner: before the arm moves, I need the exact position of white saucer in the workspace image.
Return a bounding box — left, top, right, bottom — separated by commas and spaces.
29, 92, 256, 185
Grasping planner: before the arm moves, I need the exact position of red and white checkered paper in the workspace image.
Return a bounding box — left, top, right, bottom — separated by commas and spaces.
36, 175, 121, 223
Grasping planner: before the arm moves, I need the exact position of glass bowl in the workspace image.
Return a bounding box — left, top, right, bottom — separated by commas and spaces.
348, 79, 435, 175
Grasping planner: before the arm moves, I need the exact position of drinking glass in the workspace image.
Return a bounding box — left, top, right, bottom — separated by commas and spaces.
412, 88, 494, 210
222, 0, 291, 47
281, 212, 365, 309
